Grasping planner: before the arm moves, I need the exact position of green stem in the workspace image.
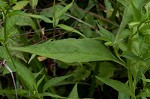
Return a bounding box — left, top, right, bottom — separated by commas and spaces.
127, 37, 136, 99
3, 9, 18, 99
89, 61, 100, 97
53, 0, 56, 37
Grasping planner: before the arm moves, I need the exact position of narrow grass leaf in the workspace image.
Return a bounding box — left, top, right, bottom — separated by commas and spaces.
56, 0, 74, 19
37, 75, 45, 88
68, 84, 79, 99
11, 38, 123, 65
43, 75, 72, 91
57, 24, 86, 38
96, 76, 133, 96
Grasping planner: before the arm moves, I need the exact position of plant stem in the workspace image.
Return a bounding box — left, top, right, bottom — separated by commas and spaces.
89, 61, 100, 97
127, 37, 136, 99
3, 9, 18, 99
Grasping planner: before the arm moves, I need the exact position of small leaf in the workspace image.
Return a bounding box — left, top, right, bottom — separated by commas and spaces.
56, 0, 74, 19
141, 78, 150, 83
25, 13, 53, 23
118, 92, 130, 99
40, 92, 65, 98
68, 84, 79, 99
15, 60, 38, 93
12, 1, 29, 10
0, 0, 7, 11
43, 75, 72, 91
122, 51, 145, 62
0, 89, 28, 96
96, 76, 133, 96
30, 0, 38, 9
37, 75, 45, 88
97, 23, 115, 42
57, 24, 86, 38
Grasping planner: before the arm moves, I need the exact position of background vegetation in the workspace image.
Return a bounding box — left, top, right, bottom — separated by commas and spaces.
0, 0, 150, 99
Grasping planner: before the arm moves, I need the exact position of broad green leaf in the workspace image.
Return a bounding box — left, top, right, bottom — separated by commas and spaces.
11, 38, 123, 65
39, 92, 65, 98
96, 76, 133, 96
25, 13, 53, 23
57, 24, 86, 38
30, 0, 38, 9
12, 1, 29, 10
68, 84, 79, 99
43, 75, 72, 91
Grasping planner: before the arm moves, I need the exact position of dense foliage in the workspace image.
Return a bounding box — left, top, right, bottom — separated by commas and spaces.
0, 0, 150, 99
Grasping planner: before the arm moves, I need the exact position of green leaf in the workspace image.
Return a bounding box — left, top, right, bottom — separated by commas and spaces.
0, 89, 28, 96
12, 1, 29, 10
137, 88, 150, 97
114, 3, 133, 45
118, 92, 130, 99
0, 0, 7, 11
117, 0, 126, 6
141, 78, 150, 83
37, 75, 45, 88
0, 47, 37, 93
96, 76, 133, 96
25, 13, 53, 23
97, 23, 115, 42
40, 5, 69, 21
98, 62, 115, 78
122, 51, 145, 63
56, 0, 74, 19
73, 67, 91, 81
68, 84, 79, 99
40, 92, 65, 98
30, 0, 38, 9
11, 38, 123, 65
43, 75, 72, 91
57, 24, 86, 38
14, 59, 38, 93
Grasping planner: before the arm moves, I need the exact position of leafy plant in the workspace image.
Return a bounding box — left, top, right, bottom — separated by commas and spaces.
0, 0, 150, 99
